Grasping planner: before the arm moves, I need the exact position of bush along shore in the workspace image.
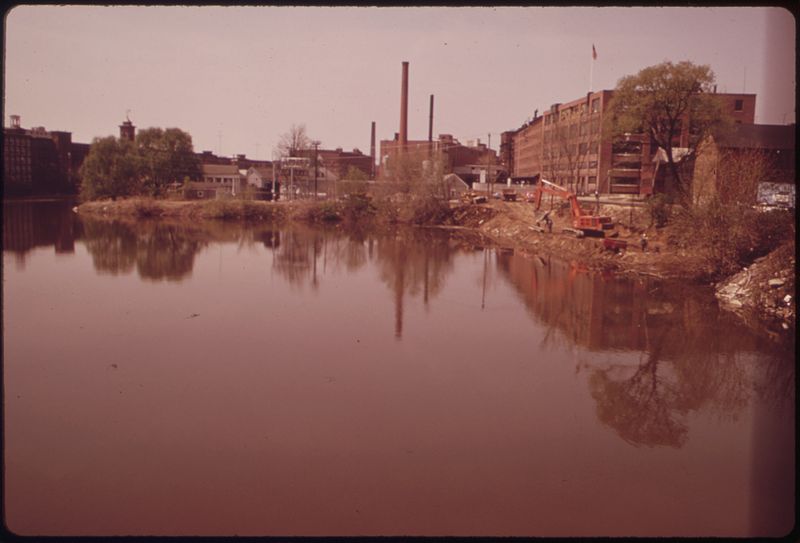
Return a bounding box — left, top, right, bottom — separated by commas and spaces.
77, 195, 795, 335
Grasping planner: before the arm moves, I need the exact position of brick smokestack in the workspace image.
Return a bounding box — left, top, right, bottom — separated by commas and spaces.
370, 121, 376, 178
428, 94, 434, 143
400, 61, 409, 149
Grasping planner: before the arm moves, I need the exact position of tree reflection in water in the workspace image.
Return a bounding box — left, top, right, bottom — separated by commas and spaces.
374, 229, 455, 338
495, 249, 794, 449
82, 218, 206, 281
268, 225, 458, 337
82, 219, 138, 276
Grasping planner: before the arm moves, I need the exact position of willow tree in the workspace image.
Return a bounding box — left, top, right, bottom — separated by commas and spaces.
606, 61, 729, 204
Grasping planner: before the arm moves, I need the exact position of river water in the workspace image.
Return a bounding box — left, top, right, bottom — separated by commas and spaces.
2, 199, 794, 537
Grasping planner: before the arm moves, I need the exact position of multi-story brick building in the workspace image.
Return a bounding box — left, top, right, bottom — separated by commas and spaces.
3, 115, 89, 196
502, 90, 756, 195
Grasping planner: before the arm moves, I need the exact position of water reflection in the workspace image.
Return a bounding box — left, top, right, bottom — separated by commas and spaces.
268, 225, 458, 337
2, 200, 81, 265
495, 250, 794, 449
4, 202, 794, 536
82, 218, 205, 282
374, 229, 455, 338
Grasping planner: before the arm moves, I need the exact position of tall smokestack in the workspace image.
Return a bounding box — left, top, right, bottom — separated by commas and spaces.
428, 94, 434, 143
400, 61, 409, 149
370, 121, 376, 178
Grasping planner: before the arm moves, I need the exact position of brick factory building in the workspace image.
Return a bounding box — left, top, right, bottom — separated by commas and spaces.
502, 90, 756, 196
379, 133, 499, 184
3, 115, 90, 196
294, 146, 373, 180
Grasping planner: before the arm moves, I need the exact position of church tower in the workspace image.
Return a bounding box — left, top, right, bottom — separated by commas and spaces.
119, 110, 135, 141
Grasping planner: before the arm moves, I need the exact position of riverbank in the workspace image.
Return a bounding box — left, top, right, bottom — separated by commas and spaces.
77, 196, 795, 332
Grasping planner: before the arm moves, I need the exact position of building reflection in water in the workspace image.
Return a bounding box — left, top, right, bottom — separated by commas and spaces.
3, 200, 81, 267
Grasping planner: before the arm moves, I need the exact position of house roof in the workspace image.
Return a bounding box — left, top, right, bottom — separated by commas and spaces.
717, 124, 795, 150
202, 164, 240, 175
248, 166, 272, 177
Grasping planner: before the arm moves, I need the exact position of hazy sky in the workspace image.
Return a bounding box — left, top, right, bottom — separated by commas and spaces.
4, 6, 795, 159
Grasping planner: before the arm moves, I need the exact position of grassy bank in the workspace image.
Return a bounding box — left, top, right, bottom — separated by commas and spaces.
77, 193, 453, 225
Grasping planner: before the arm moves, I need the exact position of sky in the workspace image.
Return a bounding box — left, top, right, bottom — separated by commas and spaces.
4, 6, 795, 160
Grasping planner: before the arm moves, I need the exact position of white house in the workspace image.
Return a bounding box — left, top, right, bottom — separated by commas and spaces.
246, 166, 274, 189
201, 164, 242, 195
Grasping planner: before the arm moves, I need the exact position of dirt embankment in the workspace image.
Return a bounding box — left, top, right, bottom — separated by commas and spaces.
446, 199, 704, 280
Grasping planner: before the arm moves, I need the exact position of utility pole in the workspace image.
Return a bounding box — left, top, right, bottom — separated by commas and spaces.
272, 151, 278, 201
487, 133, 492, 198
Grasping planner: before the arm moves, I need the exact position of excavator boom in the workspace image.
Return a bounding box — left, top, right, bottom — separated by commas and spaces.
533, 179, 615, 236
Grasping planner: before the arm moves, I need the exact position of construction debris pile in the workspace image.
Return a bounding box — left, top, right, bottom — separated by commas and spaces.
446, 205, 498, 228
715, 241, 795, 330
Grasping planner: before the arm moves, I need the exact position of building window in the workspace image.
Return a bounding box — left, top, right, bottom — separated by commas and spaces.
734, 99, 743, 112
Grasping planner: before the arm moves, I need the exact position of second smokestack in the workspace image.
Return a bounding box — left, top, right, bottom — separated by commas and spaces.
400, 61, 409, 149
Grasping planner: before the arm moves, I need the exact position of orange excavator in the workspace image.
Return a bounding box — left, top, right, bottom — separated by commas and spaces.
532, 179, 615, 237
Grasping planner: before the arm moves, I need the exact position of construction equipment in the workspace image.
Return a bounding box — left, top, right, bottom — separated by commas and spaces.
532, 179, 615, 237
461, 191, 487, 204
501, 188, 518, 201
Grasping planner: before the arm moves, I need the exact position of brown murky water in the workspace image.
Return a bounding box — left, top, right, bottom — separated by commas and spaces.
3, 200, 795, 537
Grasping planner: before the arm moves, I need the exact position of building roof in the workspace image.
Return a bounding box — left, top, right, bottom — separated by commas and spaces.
717, 124, 795, 150
248, 166, 273, 177
202, 163, 240, 175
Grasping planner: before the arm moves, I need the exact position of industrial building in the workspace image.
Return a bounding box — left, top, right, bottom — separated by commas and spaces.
501, 90, 757, 195
3, 115, 90, 196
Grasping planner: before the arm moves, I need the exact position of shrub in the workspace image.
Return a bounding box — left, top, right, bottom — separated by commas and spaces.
647, 193, 673, 228
341, 193, 376, 222
133, 197, 161, 218
408, 193, 451, 225
667, 198, 794, 279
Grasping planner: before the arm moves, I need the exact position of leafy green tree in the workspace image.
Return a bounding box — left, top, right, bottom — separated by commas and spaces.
136, 127, 200, 195
79, 136, 142, 200
79, 127, 200, 201
605, 61, 729, 204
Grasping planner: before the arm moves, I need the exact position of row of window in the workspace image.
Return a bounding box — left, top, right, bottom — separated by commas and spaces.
543, 142, 600, 156
543, 119, 601, 140
204, 176, 238, 183
543, 98, 602, 125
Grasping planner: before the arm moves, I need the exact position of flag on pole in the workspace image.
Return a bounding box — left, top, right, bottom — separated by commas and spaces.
592, 44, 597, 60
